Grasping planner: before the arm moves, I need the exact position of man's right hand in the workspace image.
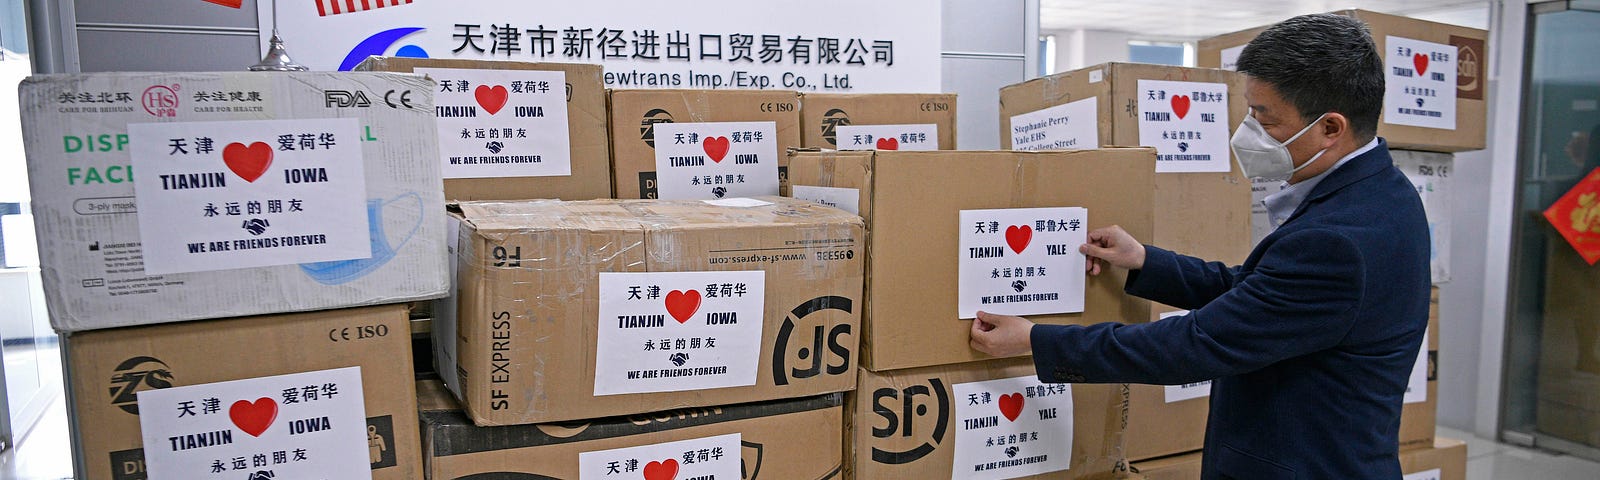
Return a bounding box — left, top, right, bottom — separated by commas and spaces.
1079, 225, 1146, 275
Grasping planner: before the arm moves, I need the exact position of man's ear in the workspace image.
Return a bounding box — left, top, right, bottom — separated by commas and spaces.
1319, 112, 1351, 148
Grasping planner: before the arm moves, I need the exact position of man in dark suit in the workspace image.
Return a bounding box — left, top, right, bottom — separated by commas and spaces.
969, 14, 1432, 479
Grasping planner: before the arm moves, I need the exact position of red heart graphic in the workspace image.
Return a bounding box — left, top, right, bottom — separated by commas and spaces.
665, 290, 701, 324
1004, 225, 1032, 255
876, 137, 900, 150
999, 393, 1024, 422
1413, 53, 1429, 75
702, 136, 731, 163
222, 142, 273, 183
643, 459, 679, 480
1170, 95, 1191, 120
474, 84, 509, 115
229, 397, 278, 437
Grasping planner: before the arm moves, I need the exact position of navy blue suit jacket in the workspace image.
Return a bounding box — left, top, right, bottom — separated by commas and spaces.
1031, 140, 1431, 479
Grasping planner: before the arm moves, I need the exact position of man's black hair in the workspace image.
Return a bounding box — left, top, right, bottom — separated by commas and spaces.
1237, 13, 1385, 142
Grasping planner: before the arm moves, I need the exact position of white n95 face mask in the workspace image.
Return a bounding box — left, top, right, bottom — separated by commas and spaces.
1230, 112, 1329, 181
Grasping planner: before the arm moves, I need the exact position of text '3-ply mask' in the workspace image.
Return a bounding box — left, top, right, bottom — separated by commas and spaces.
1231, 113, 1329, 181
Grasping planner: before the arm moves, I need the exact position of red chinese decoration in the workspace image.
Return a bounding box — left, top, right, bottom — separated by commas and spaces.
1545, 167, 1600, 265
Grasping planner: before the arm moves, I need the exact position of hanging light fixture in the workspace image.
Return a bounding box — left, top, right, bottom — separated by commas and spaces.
250, 0, 309, 72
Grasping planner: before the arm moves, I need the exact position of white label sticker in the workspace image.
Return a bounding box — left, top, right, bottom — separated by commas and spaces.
1384, 36, 1458, 131
653, 121, 781, 200
137, 367, 370, 480
1405, 327, 1430, 404
952, 377, 1074, 480
958, 208, 1087, 319
415, 68, 572, 179
791, 185, 860, 215
577, 434, 741, 480
701, 198, 774, 208
594, 271, 765, 396
1137, 80, 1233, 173
1404, 467, 1443, 480
128, 119, 370, 275
835, 124, 939, 151
1219, 45, 1245, 71
1009, 97, 1100, 152
1088, 69, 1104, 84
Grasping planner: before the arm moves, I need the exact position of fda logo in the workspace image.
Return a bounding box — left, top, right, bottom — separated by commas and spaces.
324, 90, 372, 108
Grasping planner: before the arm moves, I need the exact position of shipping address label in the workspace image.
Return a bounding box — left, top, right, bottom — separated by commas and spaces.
136, 367, 370, 480
1136, 79, 1231, 173
952, 376, 1074, 480
652, 121, 781, 200
415, 68, 572, 179
128, 118, 370, 275
594, 271, 766, 396
957, 207, 1088, 319
1009, 97, 1099, 152
577, 433, 741, 480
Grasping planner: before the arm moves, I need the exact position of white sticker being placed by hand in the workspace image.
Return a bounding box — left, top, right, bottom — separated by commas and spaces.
952, 376, 1074, 480
1009, 97, 1099, 152
1405, 327, 1430, 404
1137, 79, 1232, 173
136, 367, 370, 480
958, 207, 1087, 319
653, 121, 781, 200
415, 68, 572, 179
594, 271, 765, 396
791, 185, 860, 215
1384, 36, 1458, 131
128, 118, 370, 275
835, 124, 938, 151
577, 433, 741, 480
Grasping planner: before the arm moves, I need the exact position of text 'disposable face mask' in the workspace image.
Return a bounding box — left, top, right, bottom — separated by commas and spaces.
1231, 112, 1329, 181
299, 193, 423, 285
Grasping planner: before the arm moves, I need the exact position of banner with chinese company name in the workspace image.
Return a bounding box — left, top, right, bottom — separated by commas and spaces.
259, 0, 941, 93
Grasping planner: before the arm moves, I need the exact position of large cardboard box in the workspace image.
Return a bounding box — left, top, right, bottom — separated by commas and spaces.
20, 72, 448, 332
417, 380, 843, 479
1124, 380, 1209, 462
1401, 287, 1442, 452
608, 89, 802, 199
847, 358, 1128, 479
355, 57, 613, 202
1129, 451, 1200, 480
65, 304, 421, 480
1197, 9, 1488, 152
1536, 239, 1600, 448
441, 196, 864, 426
799, 93, 958, 150
1400, 437, 1468, 480
787, 149, 1156, 371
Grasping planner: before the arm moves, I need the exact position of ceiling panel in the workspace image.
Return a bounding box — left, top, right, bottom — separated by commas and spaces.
1040, 0, 1490, 40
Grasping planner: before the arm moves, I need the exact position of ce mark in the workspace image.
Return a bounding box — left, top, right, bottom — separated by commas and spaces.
384, 89, 414, 109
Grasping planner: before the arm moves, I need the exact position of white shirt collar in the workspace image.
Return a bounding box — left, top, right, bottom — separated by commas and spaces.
1261, 138, 1381, 228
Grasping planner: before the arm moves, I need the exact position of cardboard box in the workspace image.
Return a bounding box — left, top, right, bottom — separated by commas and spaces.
355, 57, 613, 202
846, 358, 1128, 480
417, 380, 843, 479
65, 304, 421, 480
20, 72, 448, 332
799, 93, 958, 150
1536, 239, 1600, 448
1124, 380, 1209, 462
441, 196, 864, 425
1130, 451, 1201, 480
1400, 437, 1468, 480
1401, 287, 1442, 452
608, 89, 802, 199
1197, 10, 1488, 152
787, 149, 1156, 371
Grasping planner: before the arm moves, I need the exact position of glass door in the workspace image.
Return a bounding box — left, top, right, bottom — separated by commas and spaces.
1505, 0, 1600, 462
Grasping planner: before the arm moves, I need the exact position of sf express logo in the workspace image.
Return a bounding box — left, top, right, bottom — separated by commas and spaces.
870, 377, 951, 465
771, 296, 854, 386
109, 356, 174, 414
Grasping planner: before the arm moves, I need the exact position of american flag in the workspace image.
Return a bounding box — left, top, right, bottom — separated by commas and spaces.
317, 0, 413, 16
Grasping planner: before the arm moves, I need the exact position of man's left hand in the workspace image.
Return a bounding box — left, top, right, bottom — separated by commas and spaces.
970, 311, 1035, 357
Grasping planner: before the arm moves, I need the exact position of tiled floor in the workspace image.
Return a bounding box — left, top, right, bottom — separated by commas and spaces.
0, 404, 1597, 478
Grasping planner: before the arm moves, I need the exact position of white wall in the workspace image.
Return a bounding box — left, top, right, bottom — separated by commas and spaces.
1043, 28, 1130, 73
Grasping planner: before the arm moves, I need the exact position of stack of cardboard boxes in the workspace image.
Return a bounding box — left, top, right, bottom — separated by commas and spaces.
789, 146, 1159, 478
21, 71, 451, 480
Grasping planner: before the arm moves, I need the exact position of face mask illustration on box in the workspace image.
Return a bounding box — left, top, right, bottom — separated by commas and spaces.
300, 193, 422, 285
